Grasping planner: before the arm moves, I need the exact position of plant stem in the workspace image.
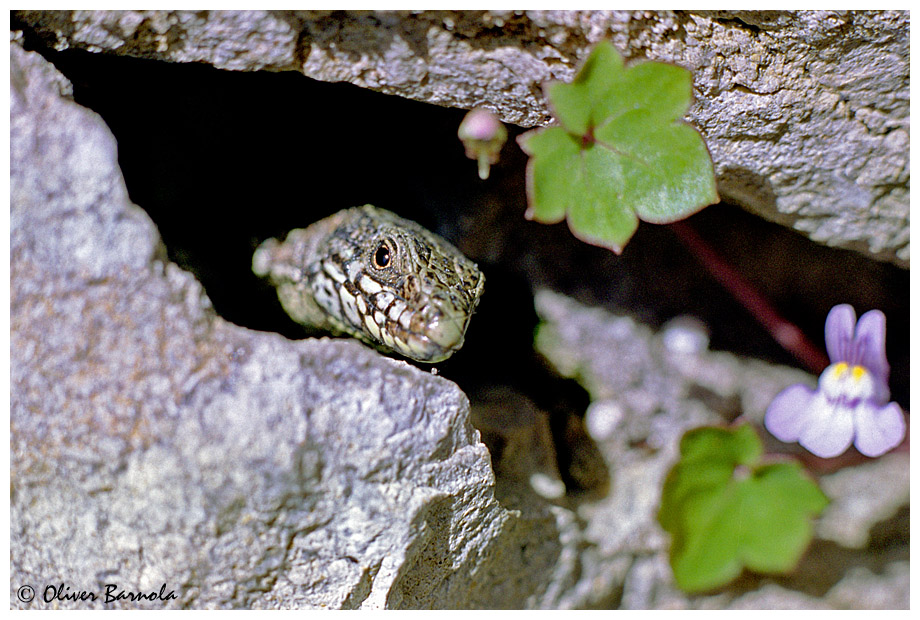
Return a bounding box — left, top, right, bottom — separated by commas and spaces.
670, 220, 829, 375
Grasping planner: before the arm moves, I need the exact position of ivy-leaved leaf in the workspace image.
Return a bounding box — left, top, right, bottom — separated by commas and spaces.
518, 41, 719, 253
658, 425, 828, 593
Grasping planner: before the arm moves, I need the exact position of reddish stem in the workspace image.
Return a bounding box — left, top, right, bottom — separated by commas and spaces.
670, 220, 829, 375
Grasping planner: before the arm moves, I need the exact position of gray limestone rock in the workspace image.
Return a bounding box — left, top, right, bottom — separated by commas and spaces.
9, 25, 908, 609
13, 9, 910, 266
826, 561, 910, 610
9, 35, 554, 610
530, 289, 909, 610
815, 453, 910, 549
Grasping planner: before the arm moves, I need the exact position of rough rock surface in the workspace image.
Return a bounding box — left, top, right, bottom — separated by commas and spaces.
9, 36, 552, 610
10, 32, 908, 610
530, 290, 909, 610
13, 9, 910, 266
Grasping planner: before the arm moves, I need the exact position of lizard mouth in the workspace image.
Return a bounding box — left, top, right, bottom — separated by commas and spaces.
391, 271, 485, 363
401, 310, 472, 363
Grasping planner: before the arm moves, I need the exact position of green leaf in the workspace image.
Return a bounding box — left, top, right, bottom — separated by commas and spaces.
658, 425, 829, 593
520, 127, 582, 224
518, 41, 718, 252
545, 41, 624, 135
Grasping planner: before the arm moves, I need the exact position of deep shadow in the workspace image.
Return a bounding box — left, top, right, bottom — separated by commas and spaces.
22, 38, 909, 495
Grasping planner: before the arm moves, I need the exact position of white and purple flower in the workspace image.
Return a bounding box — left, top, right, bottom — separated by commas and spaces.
765, 304, 906, 458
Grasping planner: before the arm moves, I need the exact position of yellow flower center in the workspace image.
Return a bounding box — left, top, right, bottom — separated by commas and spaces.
820, 362, 874, 401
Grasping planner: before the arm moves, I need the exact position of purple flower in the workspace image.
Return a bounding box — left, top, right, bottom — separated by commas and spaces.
765, 304, 905, 458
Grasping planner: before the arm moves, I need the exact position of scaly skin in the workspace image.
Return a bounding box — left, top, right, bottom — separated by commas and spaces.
253, 205, 485, 363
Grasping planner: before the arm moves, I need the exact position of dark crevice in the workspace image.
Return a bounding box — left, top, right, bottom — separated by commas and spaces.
18, 36, 909, 498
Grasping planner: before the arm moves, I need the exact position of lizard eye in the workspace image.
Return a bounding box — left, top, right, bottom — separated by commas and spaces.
372, 240, 394, 269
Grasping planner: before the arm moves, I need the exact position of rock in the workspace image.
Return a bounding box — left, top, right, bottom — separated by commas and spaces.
9, 28, 909, 609
530, 289, 790, 607
9, 35, 554, 610
529, 289, 909, 609
13, 10, 910, 266
815, 453, 910, 549
826, 562, 909, 610
722, 585, 829, 610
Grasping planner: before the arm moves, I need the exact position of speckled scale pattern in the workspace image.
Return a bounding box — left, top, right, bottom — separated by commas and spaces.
253, 205, 485, 363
